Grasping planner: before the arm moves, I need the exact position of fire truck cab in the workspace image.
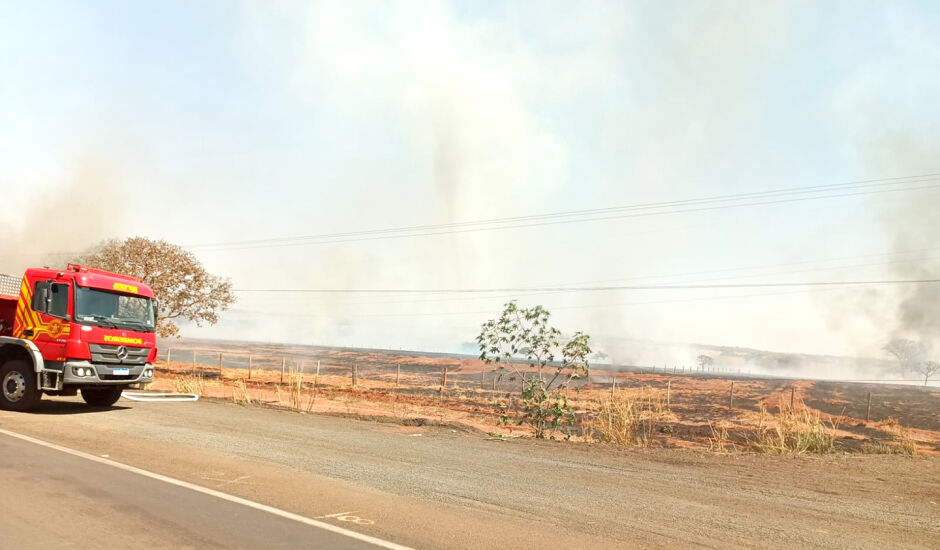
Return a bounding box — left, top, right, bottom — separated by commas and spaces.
0, 264, 157, 410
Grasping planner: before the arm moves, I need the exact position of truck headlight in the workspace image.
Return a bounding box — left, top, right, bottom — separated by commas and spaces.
144, 369, 153, 377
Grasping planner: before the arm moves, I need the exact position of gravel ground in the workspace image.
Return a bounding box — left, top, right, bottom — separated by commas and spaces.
1, 396, 937, 549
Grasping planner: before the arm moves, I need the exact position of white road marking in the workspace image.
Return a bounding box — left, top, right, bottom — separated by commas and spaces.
200, 473, 251, 488
315, 511, 376, 525
0, 427, 412, 550
316, 511, 358, 518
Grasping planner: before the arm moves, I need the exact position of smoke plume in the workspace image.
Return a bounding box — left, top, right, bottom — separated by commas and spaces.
0, 158, 128, 275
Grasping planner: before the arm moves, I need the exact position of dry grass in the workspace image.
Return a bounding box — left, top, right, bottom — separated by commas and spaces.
876, 417, 902, 431
864, 417, 919, 456
287, 368, 304, 410
232, 379, 252, 405
747, 405, 837, 455
860, 441, 916, 455
174, 374, 205, 396
708, 422, 734, 453
152, 361, 939, 454
585, 387, 670, 446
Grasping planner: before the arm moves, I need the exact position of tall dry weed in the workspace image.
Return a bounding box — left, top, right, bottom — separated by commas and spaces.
748, 405, 837, 455
287, 368, 304, 410
232, 379, 252, 405
708, 422, 734, 453
863, 417, 919, 455
585, 387, 670, 446
174, 374, 205, 396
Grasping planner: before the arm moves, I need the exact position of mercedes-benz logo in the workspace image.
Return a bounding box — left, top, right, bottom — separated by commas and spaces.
116, 346, 129, 361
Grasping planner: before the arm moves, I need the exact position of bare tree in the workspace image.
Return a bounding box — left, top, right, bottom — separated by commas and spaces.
883, 339, 927, 375
696, 354, 713, 370
917, 360, 939, 386
74, 237, 235, 337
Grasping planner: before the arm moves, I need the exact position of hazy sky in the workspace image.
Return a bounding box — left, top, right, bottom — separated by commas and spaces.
1, 1, 939, 359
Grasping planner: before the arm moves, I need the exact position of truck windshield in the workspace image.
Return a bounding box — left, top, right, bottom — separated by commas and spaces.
74, 285, 156, 333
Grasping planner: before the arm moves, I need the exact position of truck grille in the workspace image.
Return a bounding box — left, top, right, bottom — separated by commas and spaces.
89, 344, 149, 366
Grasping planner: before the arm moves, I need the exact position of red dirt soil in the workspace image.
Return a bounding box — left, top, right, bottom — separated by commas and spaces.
149, 349, 940, 455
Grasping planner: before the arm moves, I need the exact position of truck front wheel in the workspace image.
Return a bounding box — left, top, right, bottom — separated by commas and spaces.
80, 387, 124, 407
0, 360, 41, 411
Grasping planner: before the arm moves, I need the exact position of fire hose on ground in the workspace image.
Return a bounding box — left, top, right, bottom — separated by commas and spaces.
121, 392, 200, 402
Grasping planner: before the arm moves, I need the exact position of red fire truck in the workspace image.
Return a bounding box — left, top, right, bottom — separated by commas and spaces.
0, 264, 157, 410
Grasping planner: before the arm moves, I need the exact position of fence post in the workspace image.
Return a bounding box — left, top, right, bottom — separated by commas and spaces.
248, 354, 252, 380
492, 373, 497, 391
192, 350, 196, 375
866, 391, 872, 422
790, 387, 795, 410
281, 357, 286, 384
440, 367, 447, 395
729, 381, 734, 410
314, 360, 320, 401
352, 363, 358, 386
219, 352, 223, 380
396, 363, 401, 387
666, 380, 671, 409
480, 369, 485, 389
166, 348, 172, 365
610, 375, 616, 396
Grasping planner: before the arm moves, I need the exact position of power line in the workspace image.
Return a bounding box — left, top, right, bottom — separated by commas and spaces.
233, 278, 940, 294
188, 174, 940, 251
4, 173, 939, 259
188, 173, 938, 247
350, 285, 847, 318
226, 282, 865, 319
234, 252, 940, 312
235, 250, 940, 307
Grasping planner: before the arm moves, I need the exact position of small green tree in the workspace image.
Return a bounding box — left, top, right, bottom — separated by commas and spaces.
476, 300, 591, 439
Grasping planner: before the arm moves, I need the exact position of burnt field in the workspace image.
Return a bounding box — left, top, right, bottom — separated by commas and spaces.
153, 338, 940, 454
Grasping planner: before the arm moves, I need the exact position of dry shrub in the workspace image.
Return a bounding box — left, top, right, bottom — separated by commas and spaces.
860, 441, 916, 455
876, 417, 901, 430
864, 417, 918, 455
287, 368, 304, 410
708, 422, 734, 453
748, 406, 836, 455
586, 387, 669, 446
232, 379, 252, 405
174, 374, 205, 396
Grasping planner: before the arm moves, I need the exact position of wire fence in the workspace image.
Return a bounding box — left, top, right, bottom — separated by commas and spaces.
157, 347, 561, 397
153, 346, 939, 433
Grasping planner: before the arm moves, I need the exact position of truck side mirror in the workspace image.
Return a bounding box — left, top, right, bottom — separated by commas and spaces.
31, 282, 51, 313
152, 299, 159, 321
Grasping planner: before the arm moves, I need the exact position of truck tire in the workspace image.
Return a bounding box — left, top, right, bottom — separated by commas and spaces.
0, 360, 41, 411
81, 387, 124, 407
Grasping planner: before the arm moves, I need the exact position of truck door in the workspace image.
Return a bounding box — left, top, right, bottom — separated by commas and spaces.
15, 280, 71, 362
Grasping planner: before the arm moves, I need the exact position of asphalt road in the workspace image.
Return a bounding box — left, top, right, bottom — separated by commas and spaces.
0, 396, 937, 549
0, 430, 400, 550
